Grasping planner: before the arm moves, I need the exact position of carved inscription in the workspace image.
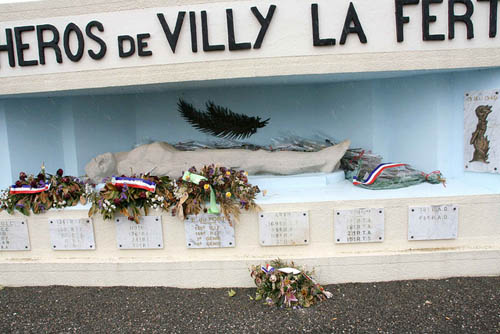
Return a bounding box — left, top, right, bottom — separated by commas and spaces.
408, 204, 459, 240
259, 211, 309, 246
185, 214, 235, 248
115, 216, 164, 249
335, 208, 384, 243
0, 220, 30, 251
49, 218, 95, 250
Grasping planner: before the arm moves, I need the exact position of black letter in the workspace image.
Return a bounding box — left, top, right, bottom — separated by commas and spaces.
137, 33, 152, 56
478, 0, 498, 37
201, 10, 225, 51
395, 0, 420, 42
189, 11, 198, 52
86, 21, 107, 60
448, 0, 474, 39
14, 26, 38, 66
422, 0, 445, 40
63, 23, 85, 62
251, 5, 276, 49
36, 24, 62, 65
226, 9, 251, 50
157, 12, 185, 53
118, 35, 135, 57
0, 28, 16, 67
311, 3, 335, 46
340, 3, 367, 44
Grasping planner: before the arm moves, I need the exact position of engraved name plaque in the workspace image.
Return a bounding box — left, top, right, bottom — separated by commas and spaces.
115, 216, 163, 249
335, 208, 384, 243
185, 214, 235, 248
49, 218, 96, 250
259, 211, 309, 246
0, 220, 30, 251
408, 205, 459, 240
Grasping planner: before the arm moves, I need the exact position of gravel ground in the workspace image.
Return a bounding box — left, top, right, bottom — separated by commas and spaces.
0, 277, 498, 334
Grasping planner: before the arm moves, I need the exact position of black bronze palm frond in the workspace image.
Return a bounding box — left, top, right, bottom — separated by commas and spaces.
177, 99, 270, 140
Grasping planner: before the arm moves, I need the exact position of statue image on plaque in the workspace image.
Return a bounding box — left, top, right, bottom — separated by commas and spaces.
464, 89, 499, 173
0, 220, 30, 251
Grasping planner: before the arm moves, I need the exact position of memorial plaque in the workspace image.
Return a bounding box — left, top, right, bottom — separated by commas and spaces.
49, 218, 96, 250
115, 216, 163, 249
0, 220, 30, 251
185, 214, 235, 248
464, 89, 499, 174
259, 211, 309, 246
334, 208, 384, 243
408, 205, 458, 240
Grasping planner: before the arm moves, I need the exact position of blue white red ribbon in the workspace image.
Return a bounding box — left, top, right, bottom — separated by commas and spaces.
261, 264, 275, 274
111, 177, 156, 192
353, 163, 406, 186
10, 183, 50, 194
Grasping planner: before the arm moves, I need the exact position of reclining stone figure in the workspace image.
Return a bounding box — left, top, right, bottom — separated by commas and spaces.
85, 140, 351, 182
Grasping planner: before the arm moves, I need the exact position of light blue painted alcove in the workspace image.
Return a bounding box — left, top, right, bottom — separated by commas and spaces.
0, 67, 499, 189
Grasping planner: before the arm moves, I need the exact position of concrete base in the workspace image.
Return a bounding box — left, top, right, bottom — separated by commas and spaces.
1, 249, 499, 288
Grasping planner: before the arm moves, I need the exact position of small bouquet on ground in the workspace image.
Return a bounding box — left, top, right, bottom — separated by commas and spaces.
173, 165, 260, 223
0, 167, 90, 216
89, 174, 175, 223
250, 259, 332, 309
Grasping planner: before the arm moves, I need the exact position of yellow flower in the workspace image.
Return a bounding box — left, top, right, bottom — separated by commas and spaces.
225, 192, 232, 198
226, 171, 231, 176
244, 171, 248, 176
203, 184, 210, 190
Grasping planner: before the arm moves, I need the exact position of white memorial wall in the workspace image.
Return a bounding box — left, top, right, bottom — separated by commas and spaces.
0, 0, 498, 287
0, 203, 464, 251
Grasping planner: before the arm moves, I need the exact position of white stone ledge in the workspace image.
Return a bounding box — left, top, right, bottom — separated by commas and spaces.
1, 248, 499, 287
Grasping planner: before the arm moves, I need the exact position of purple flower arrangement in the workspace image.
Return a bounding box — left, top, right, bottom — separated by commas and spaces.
88, 174, 175, 223
0, 168, 90, 216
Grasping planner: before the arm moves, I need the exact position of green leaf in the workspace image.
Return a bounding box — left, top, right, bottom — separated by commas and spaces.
255, 294, 262, 301
228, 289, 236, 297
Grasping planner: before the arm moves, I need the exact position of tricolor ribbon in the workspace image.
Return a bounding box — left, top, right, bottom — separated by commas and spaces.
182, 171, 219, 214
352, 163, 407, 186
111, 177, 156, 192
261, 264, 275, 274
10, 183, 50, 194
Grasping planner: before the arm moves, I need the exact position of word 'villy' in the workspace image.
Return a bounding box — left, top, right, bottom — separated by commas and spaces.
0, 0, 497, 68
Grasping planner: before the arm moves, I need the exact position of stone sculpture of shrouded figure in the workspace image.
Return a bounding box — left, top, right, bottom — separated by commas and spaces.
85, 140, 351, 183
469, 105, 493, 163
